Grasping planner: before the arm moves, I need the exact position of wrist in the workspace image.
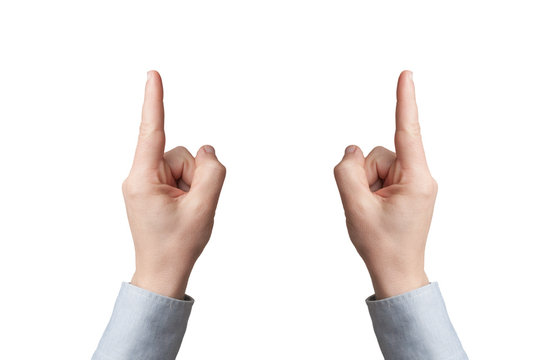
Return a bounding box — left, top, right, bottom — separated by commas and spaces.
368, 267, 429, 300
131, 263, 194, 300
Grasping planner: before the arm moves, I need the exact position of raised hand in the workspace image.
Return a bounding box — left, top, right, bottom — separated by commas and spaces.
122, 71, 226, 299
334, 71, 437, 299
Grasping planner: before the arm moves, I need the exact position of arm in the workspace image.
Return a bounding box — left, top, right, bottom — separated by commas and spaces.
93, 71, 226, 360
334, 71, 467, 359
366, 282, 466, 360
92, 283, 194, 360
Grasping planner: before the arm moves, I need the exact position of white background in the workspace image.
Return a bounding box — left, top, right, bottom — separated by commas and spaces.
1, 1, 541, 359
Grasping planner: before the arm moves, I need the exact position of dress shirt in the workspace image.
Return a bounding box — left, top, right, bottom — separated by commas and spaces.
93, 281, 467, 359
366, 282, 468, 359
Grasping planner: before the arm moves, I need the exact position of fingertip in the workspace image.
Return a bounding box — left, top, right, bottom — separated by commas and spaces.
147, 70, 161, 81
195, 145, 220, 164
202, 145, 215, 155
196, 145, 216, 156
397, 70, 417, 107
397, 70, 414, 90
344, 145, 359, 155
144, 70, 163, 102
399, 70, 413, 81
342, 145, 365, 162
335, 145, 366, 176
191, 145, 227, 198
145, 71, 163, 91
334, 148, 372, 202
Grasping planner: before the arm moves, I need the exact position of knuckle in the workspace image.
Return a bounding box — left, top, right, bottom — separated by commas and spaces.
219, 164, 227, 179
138, 125, 162, 142
408, 122, 422, 137
173, 145, 189, 154
122, 177, 144, 197
121, 178, 134, 196
366, 146, 394, 163
205, 161, 227, 177
165, 146, 188, 158
431, 177, 439, 194
138, 122, 152, 137
333, 163, 344, 178
418, 177, 438, 197
216, 162, 227, 175
334, 161, 353, 177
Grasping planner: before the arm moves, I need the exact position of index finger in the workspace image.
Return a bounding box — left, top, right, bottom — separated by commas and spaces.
394, 70, 428, 170
132, 70, 165, 169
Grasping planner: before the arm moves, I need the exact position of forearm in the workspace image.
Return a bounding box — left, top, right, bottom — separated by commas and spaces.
92, 282, 194, 360
366, 282, 468, 360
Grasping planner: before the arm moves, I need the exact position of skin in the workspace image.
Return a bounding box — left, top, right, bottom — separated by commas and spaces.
123, 70, 226, 300
334, 70, 437, 300
124, 70, 432, 301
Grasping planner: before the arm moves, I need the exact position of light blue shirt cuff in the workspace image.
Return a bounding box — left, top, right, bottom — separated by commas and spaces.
366, 282, 468, 360
92, 282, 194, 360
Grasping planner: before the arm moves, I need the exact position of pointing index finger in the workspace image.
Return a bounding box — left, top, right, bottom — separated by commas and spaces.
133, 70, 166, 169
394, 70, 428, 171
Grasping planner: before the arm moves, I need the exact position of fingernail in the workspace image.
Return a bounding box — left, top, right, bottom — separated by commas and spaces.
203, 145, 215, 154
409, 71, 414, 81
345, 145, 357, 154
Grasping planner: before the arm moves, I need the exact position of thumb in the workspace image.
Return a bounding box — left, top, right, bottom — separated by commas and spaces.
334, 145, 373, 211
189, 145, 227, 208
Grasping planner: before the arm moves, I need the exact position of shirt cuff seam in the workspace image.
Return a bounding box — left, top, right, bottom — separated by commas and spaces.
365, 282, 439, 306
122, 282, 195, 306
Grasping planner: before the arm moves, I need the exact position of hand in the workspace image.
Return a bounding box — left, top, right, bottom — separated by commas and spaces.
122, 71, 226, 299
334, 71, 437, 299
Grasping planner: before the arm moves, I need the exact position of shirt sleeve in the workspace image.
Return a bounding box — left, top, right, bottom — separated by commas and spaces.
92, 282, 194, 360
366, 282, 468, 360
